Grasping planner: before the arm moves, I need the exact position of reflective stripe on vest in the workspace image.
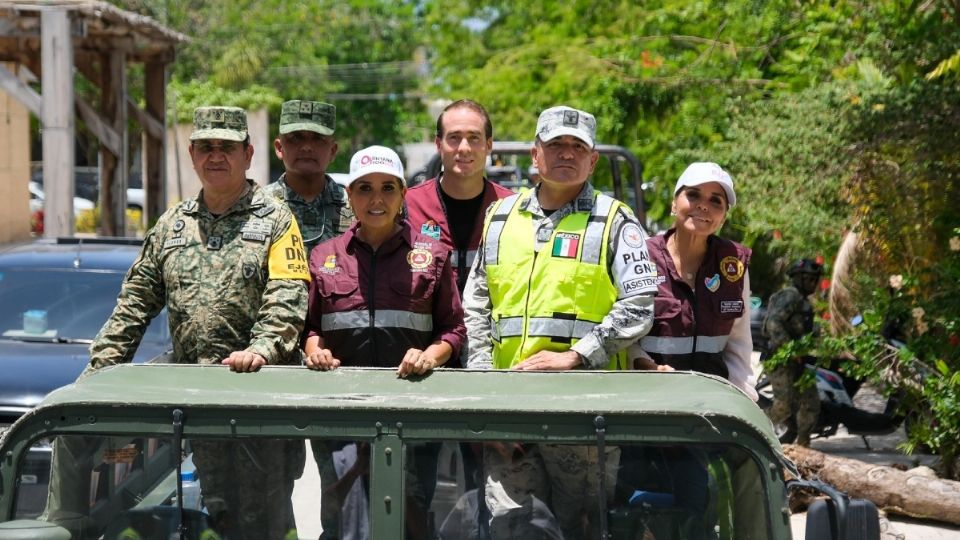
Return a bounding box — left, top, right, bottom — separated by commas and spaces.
483, 191, 626, 369
483, 195, 521, 267
321, 309, 433, 333
640, 334, 729, 355
450, 249, 477, 269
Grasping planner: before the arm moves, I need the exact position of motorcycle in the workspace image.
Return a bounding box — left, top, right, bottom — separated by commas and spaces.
752, 306, 905, 446
755, 362, 904, 446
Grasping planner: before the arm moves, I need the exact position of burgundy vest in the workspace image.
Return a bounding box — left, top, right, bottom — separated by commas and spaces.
404, 177, 513, 292
640, 231, 751, 378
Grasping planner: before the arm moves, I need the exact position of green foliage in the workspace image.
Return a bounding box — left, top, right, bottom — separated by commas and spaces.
101, 0, 960, 474
168, 80, 283, 124
927, 49, 960, 80
118, 0, 430, 172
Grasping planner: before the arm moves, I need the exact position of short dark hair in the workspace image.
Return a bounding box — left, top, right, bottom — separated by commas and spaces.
436, 99, 493, 140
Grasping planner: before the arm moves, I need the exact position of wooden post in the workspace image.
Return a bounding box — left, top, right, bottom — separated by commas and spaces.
143, 61, 167, 225
99, 50, 128, 236
40, 8, 74, 238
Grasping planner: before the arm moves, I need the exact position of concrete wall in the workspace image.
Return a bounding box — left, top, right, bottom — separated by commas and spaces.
164, 108, 270, 206
0, 81, 31, 244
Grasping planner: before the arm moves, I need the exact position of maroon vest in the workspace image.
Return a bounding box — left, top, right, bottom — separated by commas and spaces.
306, 224, 458, 367
404, 177, 513, 292
640, 231, 751, 378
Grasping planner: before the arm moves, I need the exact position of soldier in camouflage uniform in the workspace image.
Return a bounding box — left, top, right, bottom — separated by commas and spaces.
263, 100, 353, 256
264, 100, 354, 539
44, 107, 310, 539
763, 258, 823, 446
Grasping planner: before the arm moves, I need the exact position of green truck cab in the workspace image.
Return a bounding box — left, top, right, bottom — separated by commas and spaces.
1, 364, 803, 539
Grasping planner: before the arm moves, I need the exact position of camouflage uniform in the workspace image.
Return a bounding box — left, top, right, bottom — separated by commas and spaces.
263, 100, 356, 539
263, 100, 353, 255
263, 174, 352, 255
763, 285, 821, 445
44, 107, 310, 540
88, 182, 308, 368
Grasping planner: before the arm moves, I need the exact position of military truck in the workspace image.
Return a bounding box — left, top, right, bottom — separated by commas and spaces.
0, 364, 852, 539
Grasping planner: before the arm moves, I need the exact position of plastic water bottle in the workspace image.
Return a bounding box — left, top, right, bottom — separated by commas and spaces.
180, 467, 203, 510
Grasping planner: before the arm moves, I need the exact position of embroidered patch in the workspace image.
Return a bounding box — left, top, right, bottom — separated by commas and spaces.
552, 233, 580, 258
720, 300, 744, 314
623, 277, 658, 295
173, 219, 185, 233
252, 206, 275, 218
324, 255, 337, 269
242, 232, 267, 243
407, 248, 433, 270
420, 220, 442, 240
242, 263, 257, 279
705, 273, 721, 292
206, 236, 222, 250
163, 237, 187, 249
621, 223, 645, 248
720, 256, 744, 282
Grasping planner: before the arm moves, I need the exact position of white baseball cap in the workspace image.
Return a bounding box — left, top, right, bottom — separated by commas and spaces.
674, 162, 737, 208
348, 145, 405, 186
535, 106, 597, 148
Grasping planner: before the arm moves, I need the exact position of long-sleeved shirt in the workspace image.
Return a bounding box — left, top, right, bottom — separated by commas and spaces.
89, 181, 309, 369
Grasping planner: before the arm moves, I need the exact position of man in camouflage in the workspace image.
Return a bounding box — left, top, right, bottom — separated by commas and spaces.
264, 100, 354, 539
263, 99, 353, 256
763, 258, 824, 446
44, 106, 310, 539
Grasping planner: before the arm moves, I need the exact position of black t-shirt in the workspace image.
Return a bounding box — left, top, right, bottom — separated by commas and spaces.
440, 188, 486, 250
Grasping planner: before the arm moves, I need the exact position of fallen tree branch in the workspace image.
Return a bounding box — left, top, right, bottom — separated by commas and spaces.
784, 444, 960, 526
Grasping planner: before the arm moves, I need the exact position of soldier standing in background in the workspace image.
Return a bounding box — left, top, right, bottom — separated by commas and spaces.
264, 99, 356, 538
43, 106, 310, 540
264, 99, 353, 256
763, 258, 824, 446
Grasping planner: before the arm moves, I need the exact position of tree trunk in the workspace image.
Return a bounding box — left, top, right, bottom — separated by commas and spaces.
784, 444, 960, 525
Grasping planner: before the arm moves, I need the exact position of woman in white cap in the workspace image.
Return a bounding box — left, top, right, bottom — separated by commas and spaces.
621, 162, 756, 524
302, 145, 465, 538
303, 144, 465, 375
633, 162, 756, 399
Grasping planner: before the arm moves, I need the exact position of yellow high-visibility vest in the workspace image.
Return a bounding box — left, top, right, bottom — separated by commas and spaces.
482, 191, 627, 369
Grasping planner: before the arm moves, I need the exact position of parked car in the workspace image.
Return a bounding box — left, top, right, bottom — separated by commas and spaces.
30, 166, 147, 211
0, 364, 872, 539
0, 237, 170, 431
27, 182, 95, 216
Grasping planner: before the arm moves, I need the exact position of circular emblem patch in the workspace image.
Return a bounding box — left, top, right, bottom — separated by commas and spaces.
621, 223, 644, 248
407, 248, 433, 270
720, 256, 745, 282
173, 219, 185, 232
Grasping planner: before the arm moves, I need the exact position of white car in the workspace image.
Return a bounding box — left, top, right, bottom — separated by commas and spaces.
28, 182, 95, 215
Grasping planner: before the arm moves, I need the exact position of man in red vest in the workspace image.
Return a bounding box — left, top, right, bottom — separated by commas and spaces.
405, 99, 514, 300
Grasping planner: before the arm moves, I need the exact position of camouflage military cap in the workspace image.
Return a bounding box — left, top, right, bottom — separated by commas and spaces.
279, 100, 335, 136
535, 105, 597, 148
190, 106, 248, 142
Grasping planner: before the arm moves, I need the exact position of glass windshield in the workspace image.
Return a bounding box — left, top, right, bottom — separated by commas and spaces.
18, 435, 770, 540
0, 269, 167, 343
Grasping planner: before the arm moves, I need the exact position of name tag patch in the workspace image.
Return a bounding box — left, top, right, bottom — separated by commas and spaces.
623, 277, 658, 294
163, 237, 187, 249
720, 300, 744, 314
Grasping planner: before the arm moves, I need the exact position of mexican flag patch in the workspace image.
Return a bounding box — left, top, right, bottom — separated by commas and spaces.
552, 233, 581, 258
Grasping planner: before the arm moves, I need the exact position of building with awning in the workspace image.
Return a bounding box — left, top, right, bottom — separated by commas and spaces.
0, 0, 186, 241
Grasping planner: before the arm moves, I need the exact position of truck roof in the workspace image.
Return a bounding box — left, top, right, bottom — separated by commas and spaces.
4, 365, 784, 463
